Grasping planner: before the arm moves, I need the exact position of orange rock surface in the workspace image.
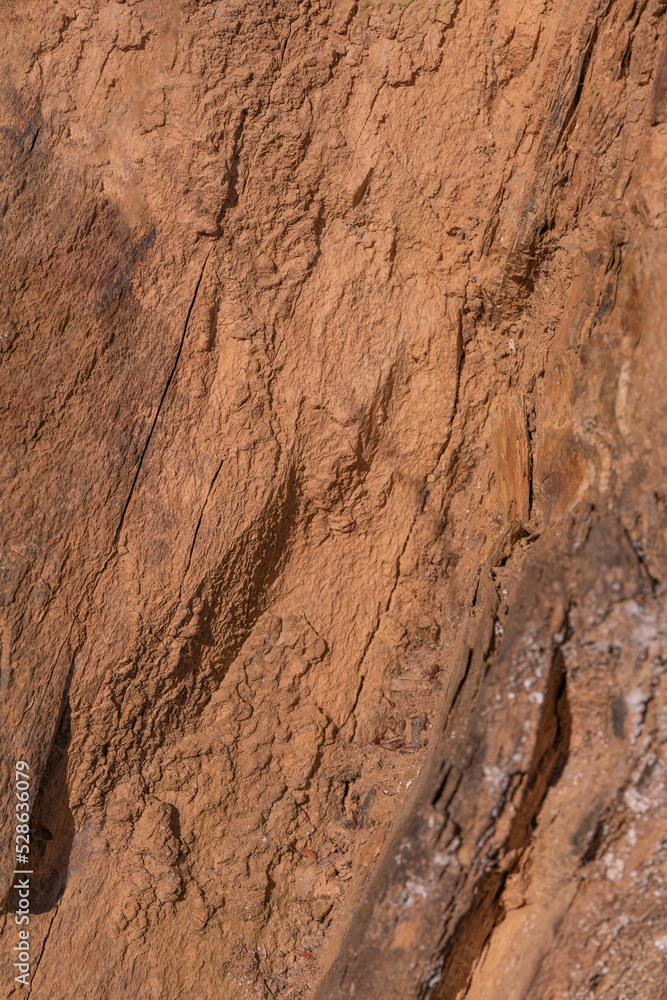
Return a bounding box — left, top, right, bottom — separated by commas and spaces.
1, 2, 666, 998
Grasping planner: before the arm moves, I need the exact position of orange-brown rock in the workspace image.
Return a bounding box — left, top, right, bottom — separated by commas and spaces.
1, 1, 666, 998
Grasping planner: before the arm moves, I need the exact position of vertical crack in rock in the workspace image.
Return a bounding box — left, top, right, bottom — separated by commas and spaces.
114, 254, 210, 547
428, 642, 572, 999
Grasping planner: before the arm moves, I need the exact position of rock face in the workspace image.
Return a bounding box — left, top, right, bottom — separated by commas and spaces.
1, 1, 667, 998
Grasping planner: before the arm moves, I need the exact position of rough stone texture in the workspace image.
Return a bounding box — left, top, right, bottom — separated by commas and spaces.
1, 1, 666, 998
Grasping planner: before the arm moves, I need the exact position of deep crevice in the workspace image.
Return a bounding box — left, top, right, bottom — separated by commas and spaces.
424, 642, 572, 999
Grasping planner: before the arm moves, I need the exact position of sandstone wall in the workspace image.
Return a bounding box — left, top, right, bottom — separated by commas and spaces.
1, 1, 666, 998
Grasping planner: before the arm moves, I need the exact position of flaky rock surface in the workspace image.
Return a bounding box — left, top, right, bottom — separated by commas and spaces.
1, 1, 666, 998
